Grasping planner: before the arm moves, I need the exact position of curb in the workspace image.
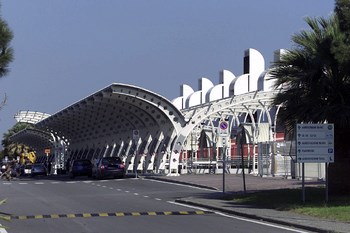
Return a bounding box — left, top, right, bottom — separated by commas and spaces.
143, 175, 336, 233
142, 176, 218, 191
10, 174, 349, 233
175, 199, 334, 233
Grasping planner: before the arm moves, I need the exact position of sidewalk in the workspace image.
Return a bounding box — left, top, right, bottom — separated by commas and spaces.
144, 174, 350, 233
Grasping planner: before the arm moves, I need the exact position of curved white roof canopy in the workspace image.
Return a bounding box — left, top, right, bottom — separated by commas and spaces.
14, 111, 51, 124
35, 83, 186, 145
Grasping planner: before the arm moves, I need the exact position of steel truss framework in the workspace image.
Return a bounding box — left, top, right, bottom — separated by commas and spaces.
169, 90, 280, 174
9, 128, 67, 174
10, 128, 54, 156
10, 83, 280, 175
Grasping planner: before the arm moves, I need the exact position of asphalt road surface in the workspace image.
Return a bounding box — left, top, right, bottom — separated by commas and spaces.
0, 176, 313, 233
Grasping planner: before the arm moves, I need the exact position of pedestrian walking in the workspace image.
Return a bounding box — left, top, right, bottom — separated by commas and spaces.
0, 161, 14, 181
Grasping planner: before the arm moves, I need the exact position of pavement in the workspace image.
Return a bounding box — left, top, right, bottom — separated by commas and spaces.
143, 174, 350, 233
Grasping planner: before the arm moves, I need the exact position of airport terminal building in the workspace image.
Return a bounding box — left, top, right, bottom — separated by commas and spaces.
9, 48, 325, 178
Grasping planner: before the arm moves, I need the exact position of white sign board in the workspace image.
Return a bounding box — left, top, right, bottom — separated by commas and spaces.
296, 124, 334, 163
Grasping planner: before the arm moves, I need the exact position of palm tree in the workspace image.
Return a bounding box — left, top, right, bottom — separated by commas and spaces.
270, 15, 350, 195
335, 0, 350, 37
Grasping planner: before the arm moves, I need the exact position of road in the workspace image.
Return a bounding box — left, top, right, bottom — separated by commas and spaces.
0, 176, 312, 233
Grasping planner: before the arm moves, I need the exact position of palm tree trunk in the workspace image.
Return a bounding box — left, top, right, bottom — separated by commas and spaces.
329, 127, 350, 195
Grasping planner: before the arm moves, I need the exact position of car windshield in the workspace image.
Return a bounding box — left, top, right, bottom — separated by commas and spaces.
101, 157, 122, 165
74, 160, 91, 166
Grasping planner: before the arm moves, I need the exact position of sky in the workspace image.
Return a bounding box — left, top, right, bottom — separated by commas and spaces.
0, 0, 334, 140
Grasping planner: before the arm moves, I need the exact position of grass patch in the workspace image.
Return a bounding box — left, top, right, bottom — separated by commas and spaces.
228, 187, 350, 222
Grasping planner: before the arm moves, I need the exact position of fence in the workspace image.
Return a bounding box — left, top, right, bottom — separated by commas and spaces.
178, 140, 324, 179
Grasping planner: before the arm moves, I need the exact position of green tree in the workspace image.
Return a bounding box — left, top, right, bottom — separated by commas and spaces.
1, 122, 34, 160
0, 6, 13, 111
333, 0, 350, 73
335, 0, 350, 35
0, 14, 13, 78
270, 15, 350, 195
0, 5, 15, 159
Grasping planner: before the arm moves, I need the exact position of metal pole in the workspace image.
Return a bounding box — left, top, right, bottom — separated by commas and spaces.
135, 147, 138, 178
222, 146, 226, 194
46, 153, 49, 176
241, 142, 246, 194
302, 163, 305, 203
135, 155, 138, 178
325, 162, 329, 203
133, 140, 138, 178
239, 125, 247, 194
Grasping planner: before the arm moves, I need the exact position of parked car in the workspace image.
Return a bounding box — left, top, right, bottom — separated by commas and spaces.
69, 159, 92, 178
31, 163, 47, 177
92, 157, 125, 179
21, 164, 33, 176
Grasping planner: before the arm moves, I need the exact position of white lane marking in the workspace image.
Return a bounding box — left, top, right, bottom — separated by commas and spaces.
168, 201, 209, 211
0, 224, 8, 233
34, 182, 44, 185
66, 181, 78, 184
145, 179, 217, 191
215, 212, 311, 233
18, 182, 28, 185
109, 187, 114, 190
125, 191, 130, 193
102, 186, 107, 188
143, 195, 149, 198
134, 193, 139, 196
155, 198, 162, 201
169, 201, 311, 233
117, 189, 121, 191
51, 182, 60, 184
83, 181, 93, 183
2, 183, 11, 185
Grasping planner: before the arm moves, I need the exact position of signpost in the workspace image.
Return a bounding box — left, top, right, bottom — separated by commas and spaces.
132, 130, 140, 178
238, 125, 247, 194
296, 123, 334, 203
44, 148, 51, 176
218, 120, 230, 193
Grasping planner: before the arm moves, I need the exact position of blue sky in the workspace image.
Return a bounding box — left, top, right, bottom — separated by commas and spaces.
0, 0, 334, 139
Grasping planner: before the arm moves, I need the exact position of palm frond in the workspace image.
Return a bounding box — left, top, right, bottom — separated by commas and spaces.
270, 14, 350, 128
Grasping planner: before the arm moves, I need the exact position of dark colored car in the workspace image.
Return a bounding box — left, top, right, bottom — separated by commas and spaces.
21, 164, 33, 176
69, 159, 92, 178
92, 157, 125, 179
31, 163, 47, 176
